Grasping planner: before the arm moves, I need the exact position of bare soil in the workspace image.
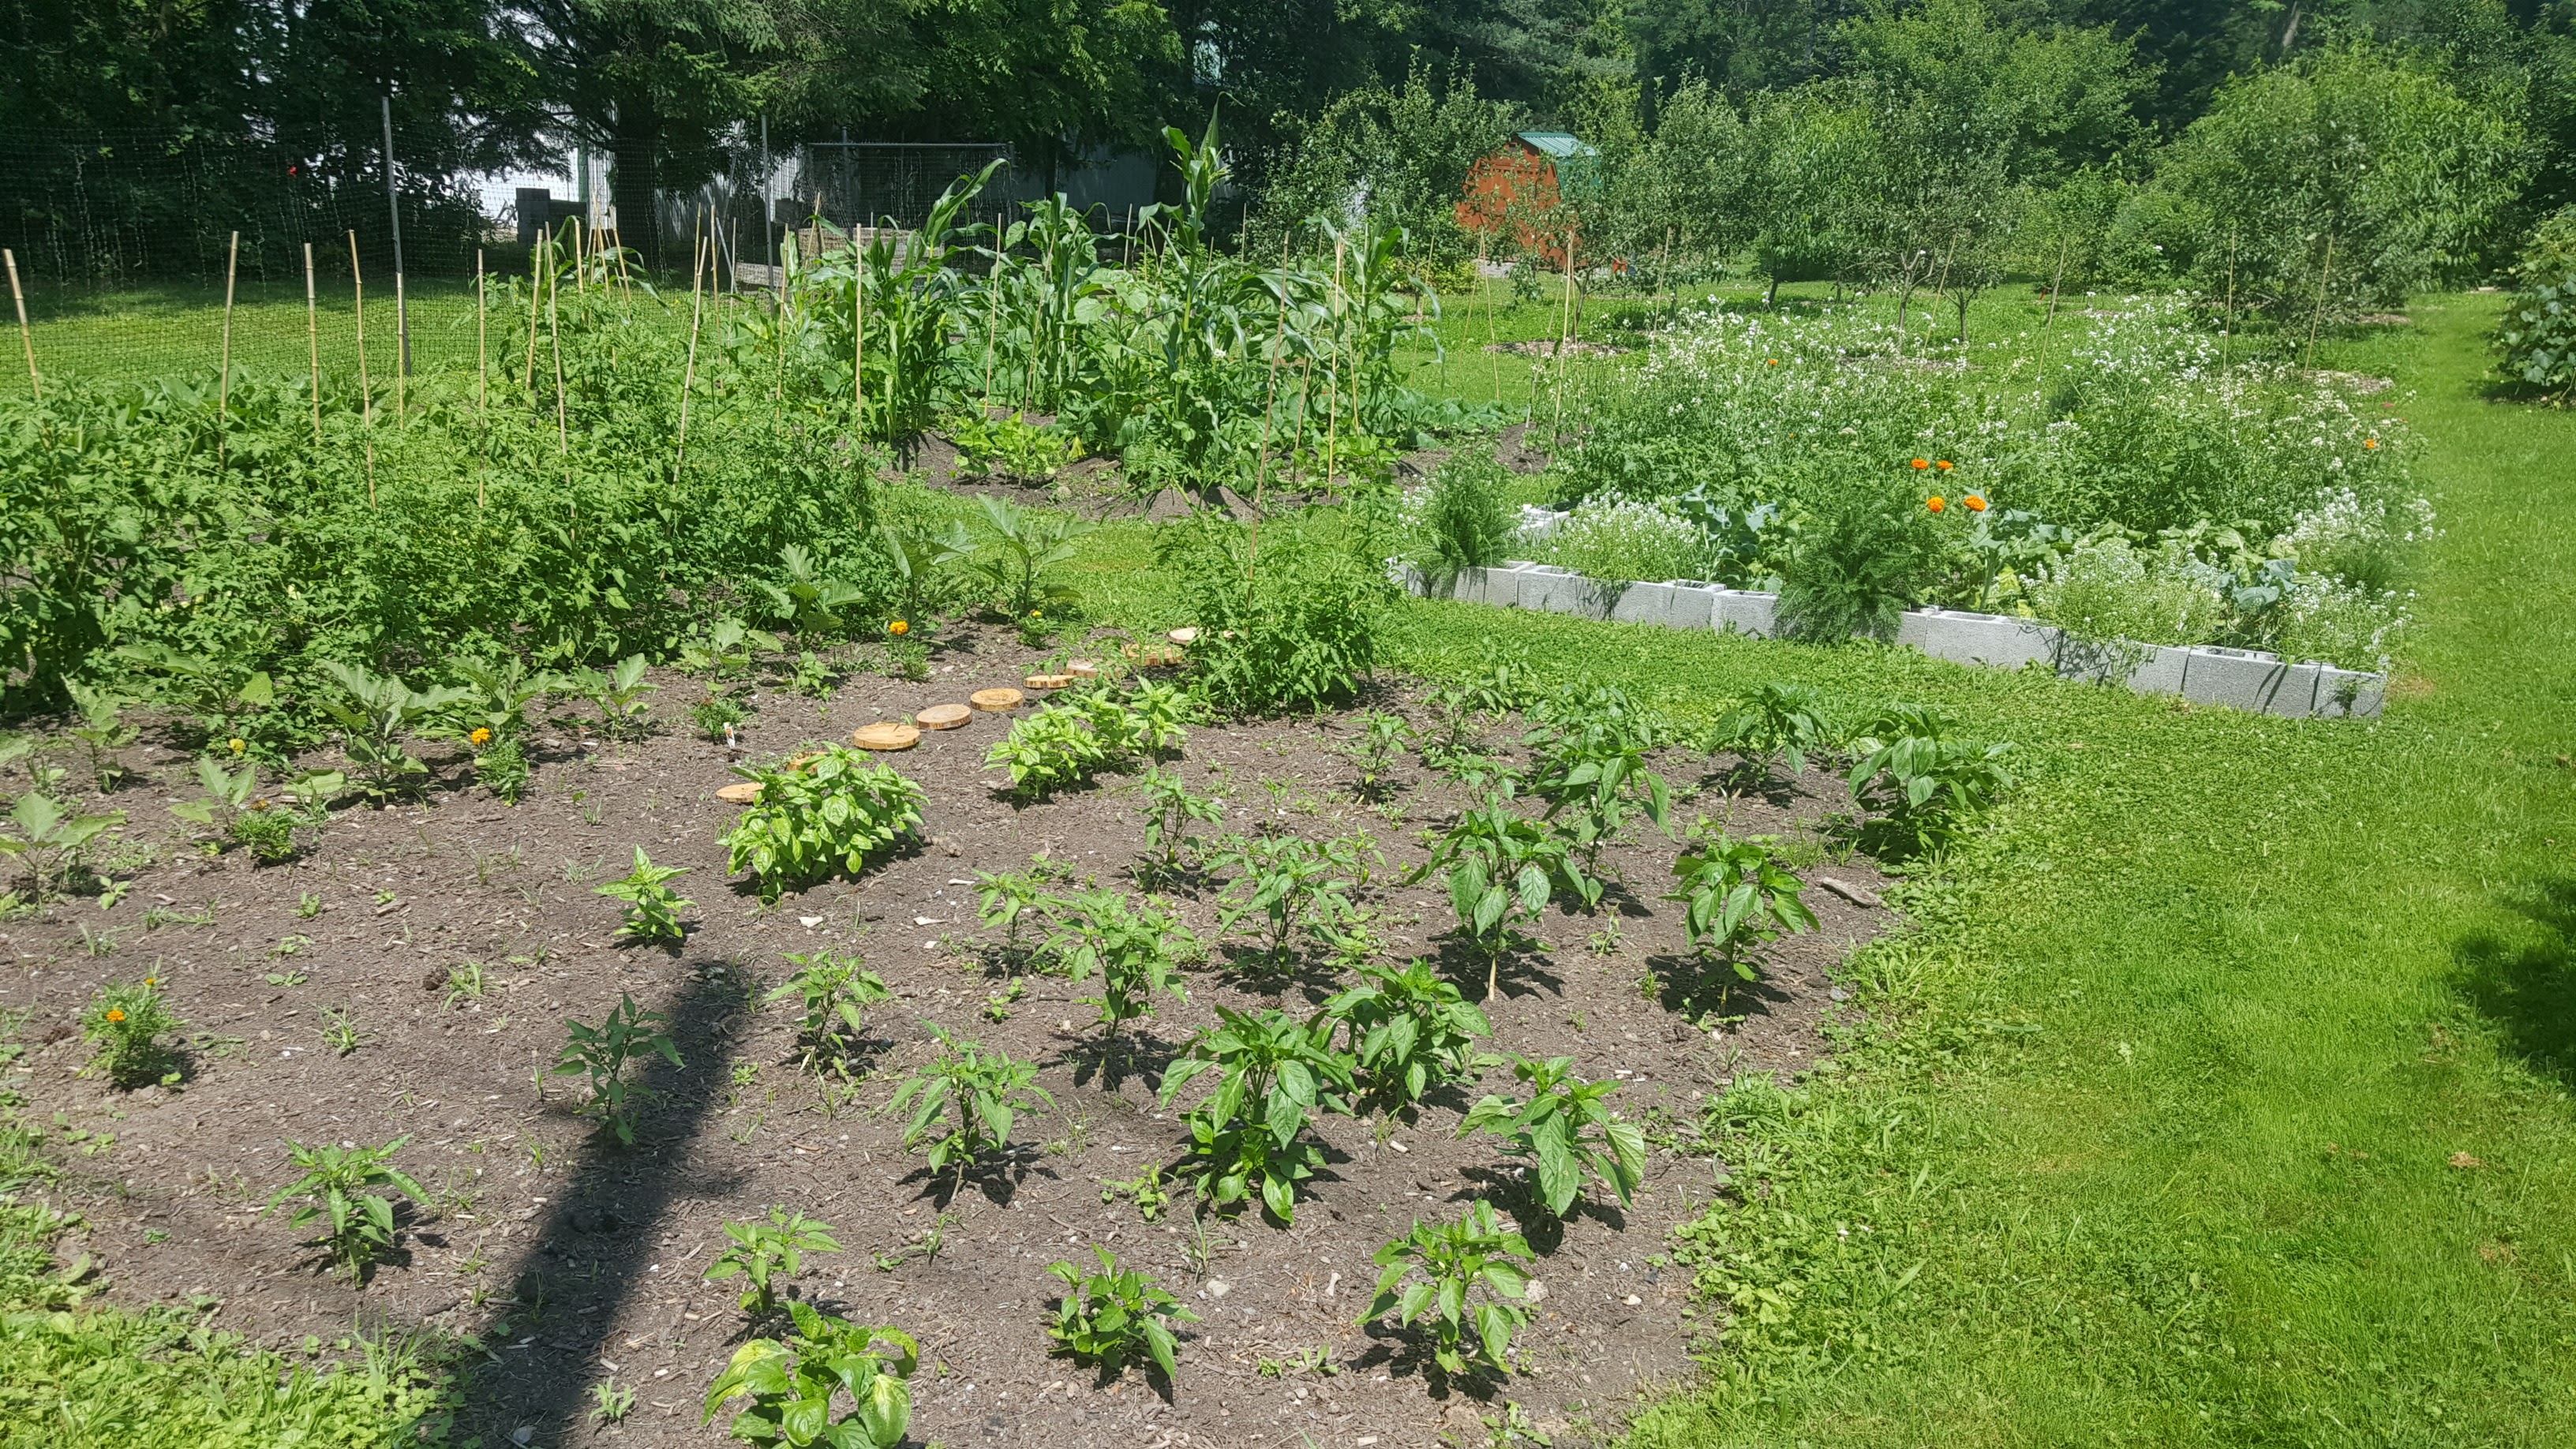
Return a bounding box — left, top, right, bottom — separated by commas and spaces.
1, 631, 1889, 1449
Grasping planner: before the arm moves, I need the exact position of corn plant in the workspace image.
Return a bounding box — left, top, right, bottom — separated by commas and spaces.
317, 661, 473, 799
1844, 704, 2015, 856
767, 950, 893, 1069
886, 1027, 1052, 1191
704, 1305, 917, 1449
1046, 1245, 1200, 1380
553, 994, 683, 1145
722, 749, 926, 902
1324, 959, 1492, 1116
1456, 1055, 1646, 1219
1359, 1201, 1536, 1379
1663, 828, 1818, 981
262, 1137, 427, 1279
596, 847, 693, 943
1158, 1006, 1357, 1223
80, 976, 181, 1088
1040, 889, 1196, 1039
1133, 765, 1223, 879
706, 1207, 844, 1316
0, 792, 125, 900
1342, 710, 1418, 801
64, 682, 137, 792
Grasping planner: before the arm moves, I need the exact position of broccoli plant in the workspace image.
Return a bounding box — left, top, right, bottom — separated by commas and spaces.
1159, 1006, 1357, 1223
316, 661, 471, 799
1457, 1055, 1646, 1219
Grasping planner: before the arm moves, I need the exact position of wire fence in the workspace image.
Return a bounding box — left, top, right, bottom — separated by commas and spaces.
0, 128, 1036, 395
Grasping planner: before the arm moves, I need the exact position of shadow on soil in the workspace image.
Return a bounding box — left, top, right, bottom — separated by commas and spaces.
2454, 877, 2576, 1088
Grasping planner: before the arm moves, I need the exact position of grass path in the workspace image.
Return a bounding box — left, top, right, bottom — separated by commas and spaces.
1386, 294, 2576, 1444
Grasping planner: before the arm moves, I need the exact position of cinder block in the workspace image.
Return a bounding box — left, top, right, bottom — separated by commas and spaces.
1611, 582, 1676, 626
1660, 582, 1720, 631
2311, 667, 2387, 719
1517, 567, 1593, 617
2258, 661, 2324, 717
2180, 646, 2288, 711
2121, 643, 2190, 697
2349, 672, 2387, 719
1898, 608, 2056, 669
1713, 589, 1779, 637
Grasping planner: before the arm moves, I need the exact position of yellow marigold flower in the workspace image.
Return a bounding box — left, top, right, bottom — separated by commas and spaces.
1934, 459, 1953, 472
1964, 493, 1989, 513
470, 727, 492, 747
1926, 496, 1947, 514
889, 620, 910, 636
227, 737, 246, 754
1909, 458, 1930, 470
2364, 437, 2379, 450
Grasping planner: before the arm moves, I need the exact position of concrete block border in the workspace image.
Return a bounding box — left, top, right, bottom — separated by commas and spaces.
1394, 561, 2384, 721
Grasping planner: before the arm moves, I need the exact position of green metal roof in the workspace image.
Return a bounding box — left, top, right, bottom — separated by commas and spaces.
1515, 131, 1598, 160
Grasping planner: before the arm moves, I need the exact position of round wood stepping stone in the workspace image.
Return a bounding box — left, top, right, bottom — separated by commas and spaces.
1066, 659, 1100, 678
915, 703, 972, 731
969, 687, 1024, 712
1168, 627, 1200, 645
1025, 672, 1073, 691
714, 781, 762, 805
850, 722, 920, 751
1124, 642, 1185, 667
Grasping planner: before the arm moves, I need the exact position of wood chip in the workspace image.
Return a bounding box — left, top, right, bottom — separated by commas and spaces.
849, 723, 920, 751
915, 704, 972, 731
968, 687, 1024, 712
713, 781, 762, 805
1818, 877, 1881, 908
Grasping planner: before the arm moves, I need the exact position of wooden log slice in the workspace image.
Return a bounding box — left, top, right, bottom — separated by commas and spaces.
1066, 659, 1101, 678
969, 687, 1024, 712
915, 703, 973, 731
1168, 627, 1200, 646
849, 722, 921, 751
714, 781, 762, 805
1024, 673, 1074, 691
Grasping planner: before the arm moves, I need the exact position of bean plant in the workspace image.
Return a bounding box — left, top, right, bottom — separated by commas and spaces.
703, 1305, 917, 1449
553, 994, 683, 1144
1046, 1245, 1200, 1380
706, 1208, 844, 1316
1359, 1201, 1536, 1379
722, 750, 926, 901
1458, 1055, 1647, 1219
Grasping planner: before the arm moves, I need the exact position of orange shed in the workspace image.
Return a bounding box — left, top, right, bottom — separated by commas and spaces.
1458, 131, 1597, 268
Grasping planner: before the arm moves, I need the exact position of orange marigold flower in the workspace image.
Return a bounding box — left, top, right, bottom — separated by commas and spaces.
2364, 437, 2379, 450
1765, 358, 1780, 366
1909, 458, 1930, 470
1926, 496, 1947, 513
105, 1009, 126, 1024
1934, 459, 1953, 472
1964, 493, 1989, 512
469, 727, 492, 747
889, 620, 910, 636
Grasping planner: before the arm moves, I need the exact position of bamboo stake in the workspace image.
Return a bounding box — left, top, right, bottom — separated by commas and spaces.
392, 271, 408, 422
218, 232, 238, 471
1657, 226, 1675, 318
476, 248, 489, 505
549, 232, 571, 487
348, 232, 376, 501
1481, 237, 1501, 407
2304, 226, 2335, 369
2, 249, 33, 406
2032, 234, 2070, 410
679, 216, 706, 481
1294, 356, 1312, 484
852, 223, 867, 441
1324, 236, 1345, 499
983, 210, 1003, 404
305, 242, 322, 446
524, 229, 545, 392
2222, 225, 2240, 376
1249, 230, 1292, 580
1549, 246, 1575, 444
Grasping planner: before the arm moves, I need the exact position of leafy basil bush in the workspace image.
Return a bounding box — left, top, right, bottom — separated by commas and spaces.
722, 749, 926, 901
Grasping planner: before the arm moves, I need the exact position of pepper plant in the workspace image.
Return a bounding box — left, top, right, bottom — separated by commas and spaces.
973, 857, 1069, 952
1159, 1006, 1357, 1223
1046, 1245, 1200, 1380
703, 1305, 917, 1449
1133, 765, 1223, 880
1040, 889, 1196, 1039
1662, 828, 1818, 981
1358, 1201, 1536, 1379
553, 994, 683, 1144
1844, 704, 2015, 856
886, 1028, 1053, 1192
1406, 793, 1585, 999
263, 1136, 428, 1279
1208, 829, 1374, 964
722, 750, 926, 901
1707, 681, 1837, 784
1457, 1054, 1647, 1219
1324, 959, 1492, 1117
768, 949, 893, 1069
706, 1208, 844, 1317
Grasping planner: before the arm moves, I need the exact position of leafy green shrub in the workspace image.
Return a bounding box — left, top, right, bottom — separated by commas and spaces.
1040, 889, 1196, 1039
1133, 765, 1224, 877
1325, 959, 1492, 1114
2, 793, 124, 901
957, 495, 1092, 616
1046, 1247, 1198, 1380
80, 978, 181, 1088
2024, 537, 2229, 650
722, 750, 926, 901
1774, 495, 1947, 642
705, 1305, 916, 1449
553, 994, 683, 1144
262, 1137, 427, 1279
986, 685, 1182, 798
706, 1208, 843, 1316
596, 848, 692, 943
1159, 511, 1391, 717
564, 655, 658, 741
474, 737, 531, 803
1159, 1006, 1356, 1222
1844, 706, 2015, 857
1410, 448, 1516, 593
316, 662, 471, 799
2500, 256, 2576, 402
950, 410, 1084, 481
886, 1028, 1052, 1188
1359, 1201, 1536, 1378
1706, 681, 1836, 782
1664, 829, 1818, 981
1458, 1054, 1646, 1219
768, 950, 893, 1069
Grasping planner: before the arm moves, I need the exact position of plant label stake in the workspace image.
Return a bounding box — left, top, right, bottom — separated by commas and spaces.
218, 230, 238, 471
2, 249, 32, 406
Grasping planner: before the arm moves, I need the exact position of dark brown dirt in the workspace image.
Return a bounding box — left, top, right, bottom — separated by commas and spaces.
1, 633, 1889, 1449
